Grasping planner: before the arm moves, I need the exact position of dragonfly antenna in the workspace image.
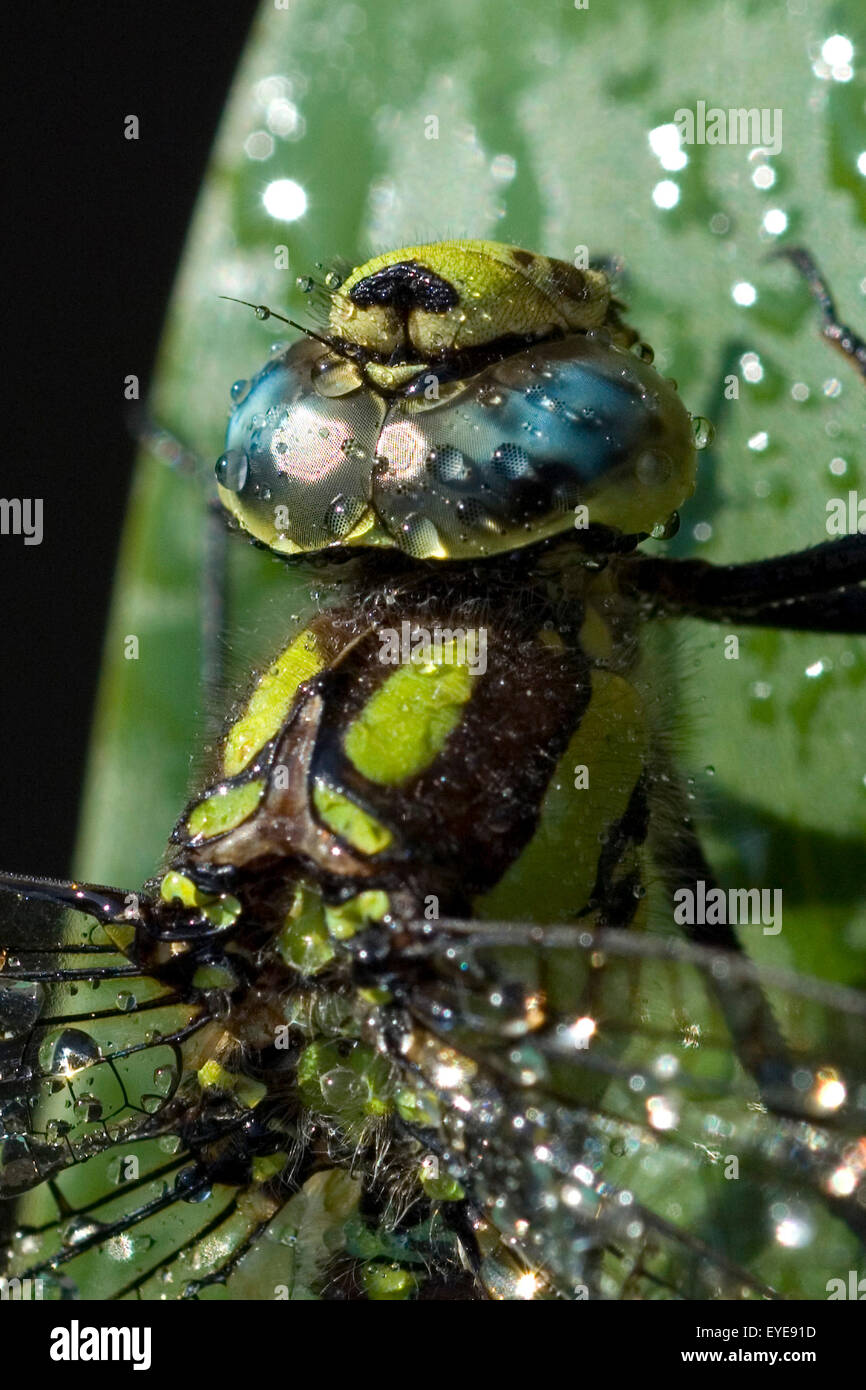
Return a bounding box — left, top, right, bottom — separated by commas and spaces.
218, 296, 354, 361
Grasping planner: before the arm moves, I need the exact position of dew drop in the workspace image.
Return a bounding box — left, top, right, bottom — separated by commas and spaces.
0, 979, 42, 1040
324, 494, 367, 538
650, 511, 680, 540
399, 513, 445, 558
62, 1216, 106, 1249
428, 446, 470, 482
215, 450, 249, 493
491, 442, 534, 479
174, 1165, 211, 1203
691, 416, 715, 449
51, 1029, 101, 1077
321, 1067, 365, 1109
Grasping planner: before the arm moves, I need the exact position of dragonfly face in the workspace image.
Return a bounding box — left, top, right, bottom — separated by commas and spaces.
216, 241, 696, 558
2, 240, 866, 1301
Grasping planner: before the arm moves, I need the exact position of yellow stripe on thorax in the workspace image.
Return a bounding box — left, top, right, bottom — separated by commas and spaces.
223, 628, 325, 776
343, 639, 476, 785
474, 670, 646, 923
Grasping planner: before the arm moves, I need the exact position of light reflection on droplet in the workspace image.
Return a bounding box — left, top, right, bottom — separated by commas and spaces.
256, 75, 291, 106
647, 1095, 678, 1131
435, 1063, 465, 1089
652, 180, 680, 210
749, 430, 769, 451
817, 34, 854, 83
565, 1016, 596, 1048
732, 281, 757, 307
805, 660, 825, 678
762, 208, 788, 235
752, 164, 776, 190
741, 351, 764, 383
514, 1272, 539, 1299
267, 99, 304, 139
813, 1072, 846, 1111
653, 1053, 679, 1080
791, 381, 810, 402
244, 131, 274, 161
263, 178, 307, 222
774, 1211, 812, 1248
829, 456, 847, 476
648, 124, 688, 172
822, 34, 853, 64
828, 1165, 858, 1197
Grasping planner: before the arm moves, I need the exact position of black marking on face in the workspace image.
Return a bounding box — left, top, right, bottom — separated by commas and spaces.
547, 260, 588, 302
349, 260, 460, 314
511, 249, 536, 268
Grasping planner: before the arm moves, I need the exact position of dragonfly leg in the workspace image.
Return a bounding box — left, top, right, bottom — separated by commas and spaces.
649, 758, 794, 1098
619, 535, 866, 631
771, 245, 866, 380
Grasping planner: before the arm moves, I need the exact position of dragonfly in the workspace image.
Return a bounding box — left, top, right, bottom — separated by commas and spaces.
1, 240, 865, 1301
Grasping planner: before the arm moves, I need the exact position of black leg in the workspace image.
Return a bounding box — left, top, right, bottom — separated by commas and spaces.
619, 534, 866, 630
651, 780, 866, 1248
660, 585, 866, 633
648, 763, 792, 1094
772, 246, 866, 380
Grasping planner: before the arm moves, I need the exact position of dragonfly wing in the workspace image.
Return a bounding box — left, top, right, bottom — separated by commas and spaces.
0, 888, 361, 1300
395, 923, 866, 1299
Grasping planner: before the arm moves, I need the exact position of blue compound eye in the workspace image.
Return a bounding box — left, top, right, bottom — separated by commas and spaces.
216, 331, 695, 560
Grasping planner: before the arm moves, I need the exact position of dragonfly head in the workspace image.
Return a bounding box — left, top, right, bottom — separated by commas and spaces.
215, 241, 698, 562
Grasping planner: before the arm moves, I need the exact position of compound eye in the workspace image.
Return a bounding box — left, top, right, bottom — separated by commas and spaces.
216, 330, 696, 560
215, 340, 385, 555
368, 335, 696, 557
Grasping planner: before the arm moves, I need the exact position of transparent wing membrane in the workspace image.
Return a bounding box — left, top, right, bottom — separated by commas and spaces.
2, 882, 864, 1300
395, 922, 866, 1298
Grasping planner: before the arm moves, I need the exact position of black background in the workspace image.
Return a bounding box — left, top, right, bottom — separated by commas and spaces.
2, 2, 260, 875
